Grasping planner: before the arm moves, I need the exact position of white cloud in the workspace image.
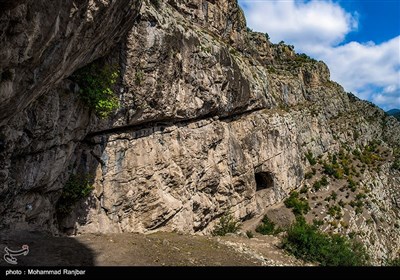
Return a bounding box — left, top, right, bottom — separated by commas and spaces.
242, 0, 357, 49
315, 37, 400, 110
372, 93, 400, 109
239, 0, 400, 110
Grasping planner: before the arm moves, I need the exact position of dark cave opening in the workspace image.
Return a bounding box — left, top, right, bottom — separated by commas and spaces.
255, 171, 274, 191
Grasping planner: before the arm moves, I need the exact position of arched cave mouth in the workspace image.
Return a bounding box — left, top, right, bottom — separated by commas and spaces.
255, 171, 274, 191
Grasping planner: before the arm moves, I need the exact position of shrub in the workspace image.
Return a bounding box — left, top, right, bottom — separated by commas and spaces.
387, 257, 400, 266
135, 69, 144, 85
295, 53, 316, 63
212, 213, 241, 236
332, 154, 338, 165
304, 171, 314, 179
347, 178, 357, 192
150, 0, 161, 9
300, 185, 309, 194
327, 205, 342, 219
305, 151, 317, 165
353, 131, 360, 141
282, 217, 369, 266
313, 181, 322, 191
323, 163, 335, 176
392, 159, 400, 171
320, 176, 329, 186
343, 165, 350, 176
313, 219, 324, 228
256, 215, 282, 235
246, 230, 254, 238
56, 174, 94, 216
284, 191, 310, 216
72, 61, 119, 118
313, 176, 328, 192
338, 200, 346, 208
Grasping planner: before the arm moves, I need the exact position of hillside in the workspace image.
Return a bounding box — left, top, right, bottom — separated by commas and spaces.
387, 109, 400, 121
0, 0, 399, 265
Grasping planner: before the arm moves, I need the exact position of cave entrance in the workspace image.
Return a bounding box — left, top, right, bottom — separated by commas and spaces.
255, 171, 274, 191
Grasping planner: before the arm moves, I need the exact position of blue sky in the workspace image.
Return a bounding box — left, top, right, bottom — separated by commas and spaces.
238, 0, 400, 111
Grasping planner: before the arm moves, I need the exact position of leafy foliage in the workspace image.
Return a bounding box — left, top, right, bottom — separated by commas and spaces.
295, 53, 316, 63
150, 0, 161, 9
282, 217, 369, 266
313, 176, 329, 191
246, 230, 254, 238
386, 256, 400, 266
256, 215, 282, 235
72, 61, 119, 118
305, 150, 317, 165
392, 159, 400, 171
304, 171, 314, 179
323, 163, 343, 179
284, 191, 310, 216
211, 212, 241, 236
56, 174, 94, 216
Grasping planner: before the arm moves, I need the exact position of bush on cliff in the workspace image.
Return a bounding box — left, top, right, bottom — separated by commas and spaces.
56, 174, 94, 216
282, 217, 369, 266
72, 60, 119, 118
212, 212, 241, 236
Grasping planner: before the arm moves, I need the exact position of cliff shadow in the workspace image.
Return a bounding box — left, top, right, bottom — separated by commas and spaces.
55, 41, 134, 235
0, 230, 94, 266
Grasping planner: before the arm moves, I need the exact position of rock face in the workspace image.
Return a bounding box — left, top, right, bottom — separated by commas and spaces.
0, 0, 143, 231
0, 0, 141, 126
0, 0, 399, 264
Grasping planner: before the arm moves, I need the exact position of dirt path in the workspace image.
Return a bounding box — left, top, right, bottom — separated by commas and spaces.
0, 230, 305, 266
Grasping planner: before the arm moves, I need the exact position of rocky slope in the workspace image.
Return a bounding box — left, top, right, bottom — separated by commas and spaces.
0, 0, 399, 265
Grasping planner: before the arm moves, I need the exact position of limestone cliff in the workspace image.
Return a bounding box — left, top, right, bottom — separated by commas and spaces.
0, 0, 399, 264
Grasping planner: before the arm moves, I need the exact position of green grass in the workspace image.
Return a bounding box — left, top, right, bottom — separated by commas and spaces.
282, 217, 369, 266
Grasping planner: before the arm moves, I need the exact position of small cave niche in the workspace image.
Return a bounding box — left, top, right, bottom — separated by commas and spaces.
255, 171, 274, 191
